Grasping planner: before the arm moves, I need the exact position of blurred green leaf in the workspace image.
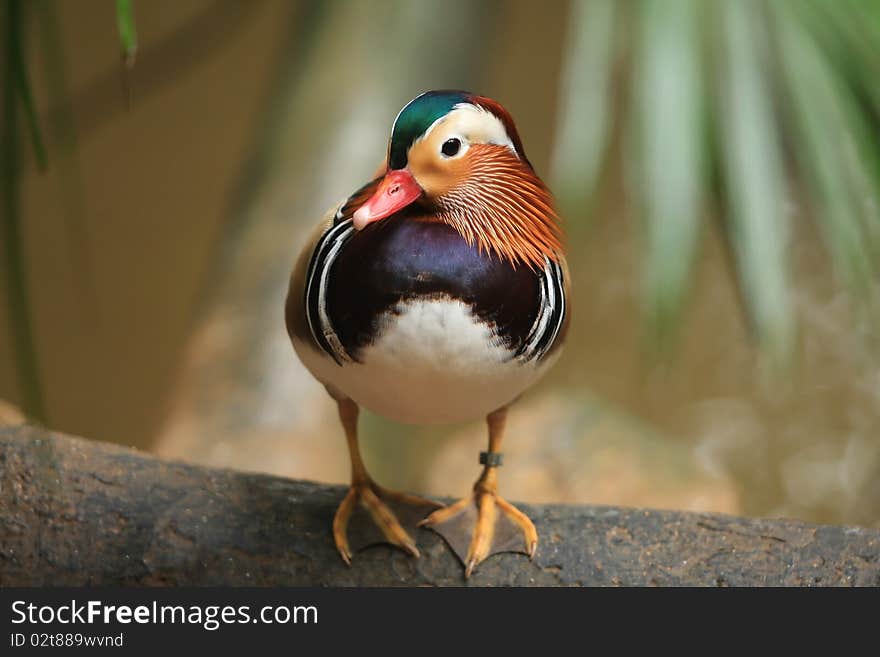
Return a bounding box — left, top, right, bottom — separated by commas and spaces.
716, 0, 795, 364
9, 0, 47, 171
553, 0, 880, 364
2, 0, 47, 421
796, 0, 880, 270
116, 0, 137, 66
550, 0, 617, 219
774, 1, 877, 301
633, 0, 703, 348
806, 0, 880, 113
34, 0, 101, 324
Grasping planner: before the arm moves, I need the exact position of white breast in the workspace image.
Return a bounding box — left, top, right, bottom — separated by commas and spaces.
294, 298, 558, 424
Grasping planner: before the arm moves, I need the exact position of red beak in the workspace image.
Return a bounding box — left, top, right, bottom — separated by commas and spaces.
352, 169, 422, 230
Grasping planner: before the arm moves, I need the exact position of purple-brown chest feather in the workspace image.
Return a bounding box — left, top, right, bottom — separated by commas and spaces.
324, 218, 541, 359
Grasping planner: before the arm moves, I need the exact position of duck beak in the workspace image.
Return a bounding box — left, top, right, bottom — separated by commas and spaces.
352, 169, 423, 230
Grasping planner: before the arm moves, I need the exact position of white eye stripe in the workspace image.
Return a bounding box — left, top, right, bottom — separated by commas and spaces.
421, 105, 518, 158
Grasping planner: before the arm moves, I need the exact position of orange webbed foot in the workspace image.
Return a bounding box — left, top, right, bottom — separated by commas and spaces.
419, 487, 537, 577
333, 482, 442, 564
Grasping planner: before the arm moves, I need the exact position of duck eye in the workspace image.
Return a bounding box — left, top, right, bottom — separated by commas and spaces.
441, 138, 461, 157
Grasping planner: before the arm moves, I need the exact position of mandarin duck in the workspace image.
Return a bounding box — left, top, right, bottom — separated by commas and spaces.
285, 90, 569, 577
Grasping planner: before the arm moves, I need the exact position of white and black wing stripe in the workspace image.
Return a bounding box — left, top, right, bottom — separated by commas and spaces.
515, 257, 566, 363
304, 218, 356, 365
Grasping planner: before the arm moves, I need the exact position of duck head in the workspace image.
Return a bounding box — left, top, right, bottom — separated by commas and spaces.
353, 90, 562, 269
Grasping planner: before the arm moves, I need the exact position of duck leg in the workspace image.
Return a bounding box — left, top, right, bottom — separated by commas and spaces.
331, 395, 442, 564
419, 406, 537, 577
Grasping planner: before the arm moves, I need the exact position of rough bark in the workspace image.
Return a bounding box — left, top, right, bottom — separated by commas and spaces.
1, 424, 878, 586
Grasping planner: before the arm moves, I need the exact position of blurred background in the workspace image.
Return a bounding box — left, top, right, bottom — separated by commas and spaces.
2, 0, 879, 528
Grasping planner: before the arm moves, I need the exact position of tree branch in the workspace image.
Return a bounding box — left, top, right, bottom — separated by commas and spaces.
1, 424, 877, 586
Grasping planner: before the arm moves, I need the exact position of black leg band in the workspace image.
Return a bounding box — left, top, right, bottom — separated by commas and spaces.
479, 451, 503, 467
